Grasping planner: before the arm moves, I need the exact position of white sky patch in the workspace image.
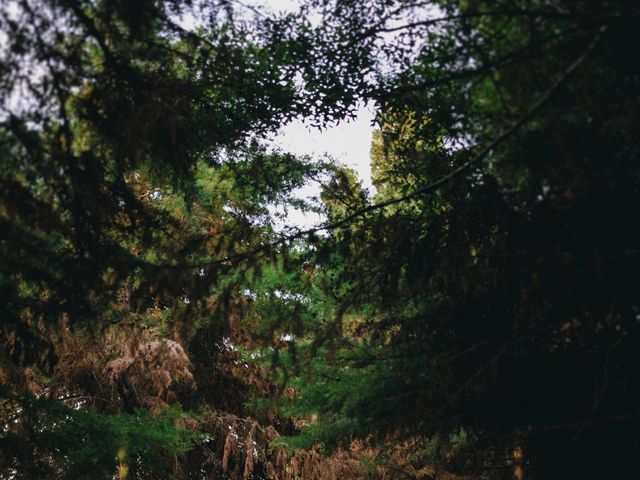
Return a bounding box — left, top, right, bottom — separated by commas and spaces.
242, 0, 302, 15
248, 0, 375, 191
175, 0, 377, 230
276, 103, 375, 192
269, 102, 376, 230
237, 1, 376, 230
172, 0, 376, 230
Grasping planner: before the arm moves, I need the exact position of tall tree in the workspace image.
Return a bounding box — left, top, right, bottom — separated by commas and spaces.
2, 1, 640, 478
0, 1, 339, 476
266, 1, 640, 478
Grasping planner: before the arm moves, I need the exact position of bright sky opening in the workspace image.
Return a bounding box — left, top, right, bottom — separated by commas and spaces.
247, 1, 376, 229
180, 0, 377, 229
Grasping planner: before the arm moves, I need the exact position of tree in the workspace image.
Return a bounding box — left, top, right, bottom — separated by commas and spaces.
264, 1, 640, 478
0, 1, 337, 476
2, 0, 640, 478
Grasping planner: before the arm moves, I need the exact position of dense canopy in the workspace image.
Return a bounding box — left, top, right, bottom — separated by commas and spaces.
1, 1, 639, 479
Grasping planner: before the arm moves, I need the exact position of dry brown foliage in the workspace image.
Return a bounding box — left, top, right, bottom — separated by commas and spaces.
43, 322, 197, 413
104, 339, 195, 412
180, 411, 370, 480
2, 325, 481, 480
176, 411, 483, 480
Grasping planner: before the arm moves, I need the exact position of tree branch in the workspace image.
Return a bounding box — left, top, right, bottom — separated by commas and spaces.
142, 24, 608, 271
295, 24, 609, 235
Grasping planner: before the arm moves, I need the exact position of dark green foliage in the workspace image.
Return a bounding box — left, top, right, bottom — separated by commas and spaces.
257, 1, 640, 478
1, 396, 197, 479
0, 0, 331, 476
2, 0, 640, 478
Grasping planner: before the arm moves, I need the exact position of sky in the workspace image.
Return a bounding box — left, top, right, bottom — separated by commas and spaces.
269, 103, 376, 229
274, 106, 375, 193
242, 0, 377, 228
176, 1, 376, 229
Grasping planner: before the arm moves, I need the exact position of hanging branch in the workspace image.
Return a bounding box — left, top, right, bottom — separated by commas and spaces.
299, 24, 609, 235
142, 24, 608, 271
